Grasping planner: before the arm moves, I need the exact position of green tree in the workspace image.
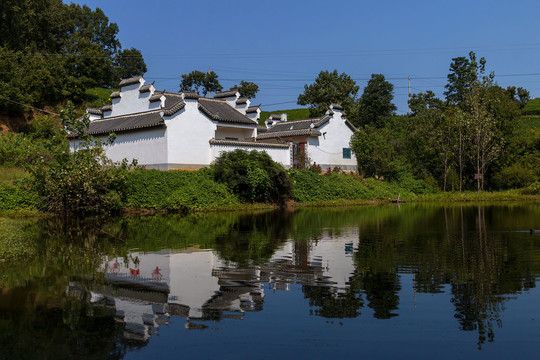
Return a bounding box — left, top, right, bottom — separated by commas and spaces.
210, 149, 292, 204
113, 47, 147, 81
356, 74, 397, 128
180, 70, 223, 96
350, 125, 401, 179
0, 1, 146, 111
444, 51, 492, 105
409, 90, 444, 115
230, 80, 259, 99
297, 70, 359, 118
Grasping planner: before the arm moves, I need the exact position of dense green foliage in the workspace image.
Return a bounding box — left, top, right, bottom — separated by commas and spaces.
0, 0, 146, 112
288, 169, 435, 202
356, 74, 397, 128
123, 168, 239, 211
230, 80, 260, 99
210, 149, 292, 204
297, 70, 360, 118
180, 70, 223, 96
349, 52, 539, 192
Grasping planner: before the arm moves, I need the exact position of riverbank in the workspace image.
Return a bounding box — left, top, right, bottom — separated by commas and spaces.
1, 166, 540, 215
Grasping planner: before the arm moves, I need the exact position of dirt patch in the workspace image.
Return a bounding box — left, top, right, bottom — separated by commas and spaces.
0, 112, 28, 133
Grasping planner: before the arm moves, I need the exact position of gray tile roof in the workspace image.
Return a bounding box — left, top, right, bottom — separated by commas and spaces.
331, 103, 343, 110
139, 84, 152, 93
210, 139, 289, 149
163, 98, 185, 116
214, 90, 238, 99
119, 75, 143, 87
182, 91, 200, 99
149, 91, 164, 102
110, 91, 121, 99
101, 104, 112, 112
198, 98, 257, 125
246, 105, 260, 113
269, 114, 282, 120
257, 128, 321, 140
84, 110, 165, 136
87, 107, 103, 115
236, 97, 248, 105
256, 116, 331, 140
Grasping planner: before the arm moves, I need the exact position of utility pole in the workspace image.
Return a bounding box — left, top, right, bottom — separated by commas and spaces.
408, 74, 411, 115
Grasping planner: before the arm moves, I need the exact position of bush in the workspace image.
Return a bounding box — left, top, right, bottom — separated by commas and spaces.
494, 164, 538, 189
521, 181, 540, 195
163, 178, 238, 212
211, 150, 292, 204
124, 168, 239, 210
0, 182, 40, 211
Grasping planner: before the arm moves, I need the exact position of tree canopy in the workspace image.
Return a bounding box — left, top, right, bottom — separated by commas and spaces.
0, 0, 147, 113
180, 70, 223, 96
297, 70, 359, 118
230, 81, 259, 99
444, 51, 491, 105
356, 74, 397, 128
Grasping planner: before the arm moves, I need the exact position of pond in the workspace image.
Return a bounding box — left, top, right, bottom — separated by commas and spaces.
1, 204, 540, 359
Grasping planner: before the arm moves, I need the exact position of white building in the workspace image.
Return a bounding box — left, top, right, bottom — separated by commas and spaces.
70, 76, 357, 170
258, 105, 358, 170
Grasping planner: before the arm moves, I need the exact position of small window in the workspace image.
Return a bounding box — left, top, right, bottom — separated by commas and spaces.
343, 148, 351, 159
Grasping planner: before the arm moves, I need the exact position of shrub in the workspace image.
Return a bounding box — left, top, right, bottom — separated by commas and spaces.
124, 168, 239, 211
163, 178, 238, 212
211, 150, 292, 204
521, 181, 540, 195
494, 164, 538, 189
0, 182, 40, 211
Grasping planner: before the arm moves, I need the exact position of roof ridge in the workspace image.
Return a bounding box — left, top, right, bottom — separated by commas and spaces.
92, 109, 162, 123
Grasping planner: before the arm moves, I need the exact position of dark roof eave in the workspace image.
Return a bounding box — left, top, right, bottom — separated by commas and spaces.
209, 139, 289, 149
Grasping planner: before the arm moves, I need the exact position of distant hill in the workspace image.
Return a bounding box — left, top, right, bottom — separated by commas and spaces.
259, 108, 311, 125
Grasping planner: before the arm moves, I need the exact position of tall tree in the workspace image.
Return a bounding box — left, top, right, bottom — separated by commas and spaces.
444, 51, 492, 106
463, 85, 503, 191
180, 70, 223, 96
297, 70, 359, 118
230, 80, 259, 99
356, 74, 397, 128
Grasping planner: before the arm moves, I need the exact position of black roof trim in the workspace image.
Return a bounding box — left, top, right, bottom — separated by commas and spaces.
119, 75, 143, 87
210, 139, 289, 149
214, 90, 238, 99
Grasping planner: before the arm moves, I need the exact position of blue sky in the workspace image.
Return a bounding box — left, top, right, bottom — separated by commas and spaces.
68, 0, 540, 113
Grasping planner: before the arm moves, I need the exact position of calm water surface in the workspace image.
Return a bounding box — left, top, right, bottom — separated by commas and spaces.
1, 204, 540, 359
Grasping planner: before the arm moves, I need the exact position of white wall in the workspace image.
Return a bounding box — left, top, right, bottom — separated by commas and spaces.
109, 80, 154, 117
165, 100, 216, 167
215, 125, 255, 140
210, 143, 291, 168
307, 110, 357, 170
70, 127, 168, 168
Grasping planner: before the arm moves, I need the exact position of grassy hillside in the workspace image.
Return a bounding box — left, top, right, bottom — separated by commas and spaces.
519, 115, 540, 133
522, 98, 540, 115
259, 108, 311, 125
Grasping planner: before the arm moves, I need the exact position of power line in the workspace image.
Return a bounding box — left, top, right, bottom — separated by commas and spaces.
0, 96, 59, 115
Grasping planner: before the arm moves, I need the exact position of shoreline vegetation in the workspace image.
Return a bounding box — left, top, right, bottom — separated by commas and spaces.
1, 165, 539, 216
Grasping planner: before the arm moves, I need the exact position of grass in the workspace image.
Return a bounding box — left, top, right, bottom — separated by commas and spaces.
413, 190, 540, 202
518, 115, 540, 133
522, 98, 540, 115
0, 167, 28, 185
259, 108, 311, 125
83, 87, 117, 108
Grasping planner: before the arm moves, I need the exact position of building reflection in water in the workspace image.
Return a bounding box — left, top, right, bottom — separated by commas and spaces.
70, 228, 360, 342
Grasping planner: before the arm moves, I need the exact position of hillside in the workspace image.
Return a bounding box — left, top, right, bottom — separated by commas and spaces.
259, 108, 311, 125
